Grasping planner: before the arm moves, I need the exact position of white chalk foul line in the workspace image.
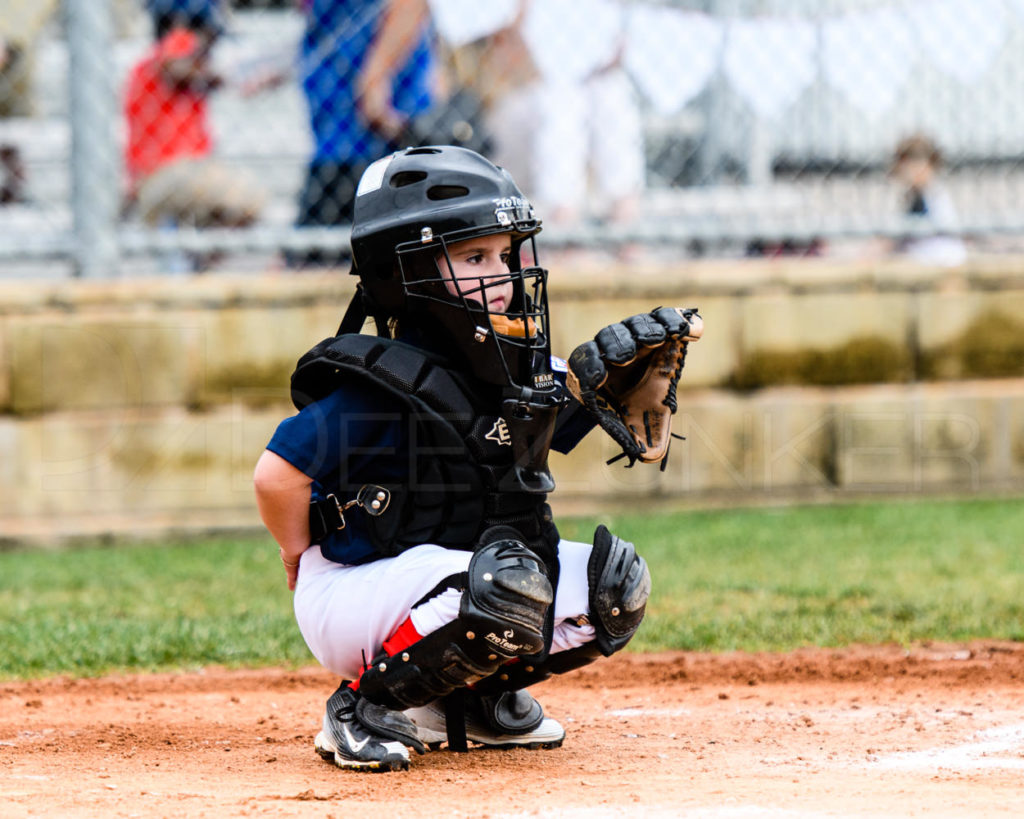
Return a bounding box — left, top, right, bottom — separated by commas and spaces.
606, 706, 693, 717
497, 808, 832, 819
874, 722, 1024, 772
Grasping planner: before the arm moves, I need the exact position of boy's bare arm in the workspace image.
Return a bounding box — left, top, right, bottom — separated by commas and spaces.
356, 0, 430, 140
253, 450, 313, 590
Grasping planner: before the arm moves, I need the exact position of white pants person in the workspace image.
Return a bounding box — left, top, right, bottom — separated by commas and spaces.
294, 540, 598, 682
487, 67, 645, 224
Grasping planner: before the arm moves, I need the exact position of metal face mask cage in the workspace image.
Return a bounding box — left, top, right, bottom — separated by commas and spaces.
394, 223, 555, 395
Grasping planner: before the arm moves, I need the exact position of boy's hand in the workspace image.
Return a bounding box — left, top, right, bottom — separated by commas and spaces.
566, 307, 702, 468
280, 549, 301, 591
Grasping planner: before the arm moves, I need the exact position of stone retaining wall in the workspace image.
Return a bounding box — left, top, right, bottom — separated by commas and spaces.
2, 257, 1022, 541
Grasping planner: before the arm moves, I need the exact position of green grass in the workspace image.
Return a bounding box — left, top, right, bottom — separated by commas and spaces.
0, 536, 311, 680
2, 497, 1022, 680
558, 497, 1024, 652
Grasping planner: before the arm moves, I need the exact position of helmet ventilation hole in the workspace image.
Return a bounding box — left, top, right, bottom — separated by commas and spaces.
427, 185, 470, 201
406, 147, 442, 155
390, 171, 427, 188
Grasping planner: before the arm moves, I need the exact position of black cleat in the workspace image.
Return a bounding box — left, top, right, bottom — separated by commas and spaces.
314, 684, 426, 772
406, 689, 565, 750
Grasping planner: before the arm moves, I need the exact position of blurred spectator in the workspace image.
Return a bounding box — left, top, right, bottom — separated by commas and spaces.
124, 0, 266, 266
454, 0, 644, 232
0, 0, 58, 117
0, 143, 25, 203
0, 0, 59, 205
292, 0, 439, 265
745, 237, 825, 259
144, 0, 228, 40
518, 59, 644, 229
890, 134, 967, 266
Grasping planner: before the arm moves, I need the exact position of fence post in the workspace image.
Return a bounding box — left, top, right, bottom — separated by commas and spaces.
66, 0, 120, 278
696, 0, 730, 186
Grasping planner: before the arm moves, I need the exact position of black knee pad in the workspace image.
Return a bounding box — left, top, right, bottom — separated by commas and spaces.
462, 534, 553, 657
357, 536, 553, 710
472, 527, 649, 696
587, 525, 650, 656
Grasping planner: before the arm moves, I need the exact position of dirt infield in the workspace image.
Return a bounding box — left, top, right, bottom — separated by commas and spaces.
3, 643, 1023, 818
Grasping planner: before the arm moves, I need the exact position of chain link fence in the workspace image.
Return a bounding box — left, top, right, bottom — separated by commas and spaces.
1, 0, 1023, 277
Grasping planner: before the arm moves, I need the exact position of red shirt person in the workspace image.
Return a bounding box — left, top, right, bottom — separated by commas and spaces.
124, 26, 216, 189
122, 20, 264, 235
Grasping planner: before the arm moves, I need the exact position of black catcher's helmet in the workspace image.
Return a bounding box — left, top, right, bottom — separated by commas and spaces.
348, 145, 553, 393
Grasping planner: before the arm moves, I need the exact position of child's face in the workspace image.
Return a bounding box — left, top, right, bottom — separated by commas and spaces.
894, 157, 935, 190
438, 232, 514, 314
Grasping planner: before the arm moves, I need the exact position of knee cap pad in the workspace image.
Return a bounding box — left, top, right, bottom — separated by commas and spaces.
587, 525, 650, 655
462, 536, 553, 657
471, 528, 647, 695
357, 537, 553, 710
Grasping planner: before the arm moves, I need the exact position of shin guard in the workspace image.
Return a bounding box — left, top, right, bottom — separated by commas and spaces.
357, 536, 553, 711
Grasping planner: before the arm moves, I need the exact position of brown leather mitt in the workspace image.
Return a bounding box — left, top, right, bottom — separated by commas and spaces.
566, 307, 703, 467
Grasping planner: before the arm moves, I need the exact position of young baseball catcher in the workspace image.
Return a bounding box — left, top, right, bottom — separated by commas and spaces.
253, 145, 702, 771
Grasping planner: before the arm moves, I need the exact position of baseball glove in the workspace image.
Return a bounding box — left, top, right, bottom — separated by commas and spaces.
566, 307, 703, 468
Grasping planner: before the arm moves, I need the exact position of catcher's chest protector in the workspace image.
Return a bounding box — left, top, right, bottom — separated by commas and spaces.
291, 334, 560, 565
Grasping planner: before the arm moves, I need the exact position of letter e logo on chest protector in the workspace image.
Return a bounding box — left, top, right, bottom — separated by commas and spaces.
485, 418, 512, 446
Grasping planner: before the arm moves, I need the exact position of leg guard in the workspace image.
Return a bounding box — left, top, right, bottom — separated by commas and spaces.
473, 525, 650, 695
405, 687, 566, 752
474, 689, 544, 735
588, 524, 651, 656
357, 536, 553, 711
